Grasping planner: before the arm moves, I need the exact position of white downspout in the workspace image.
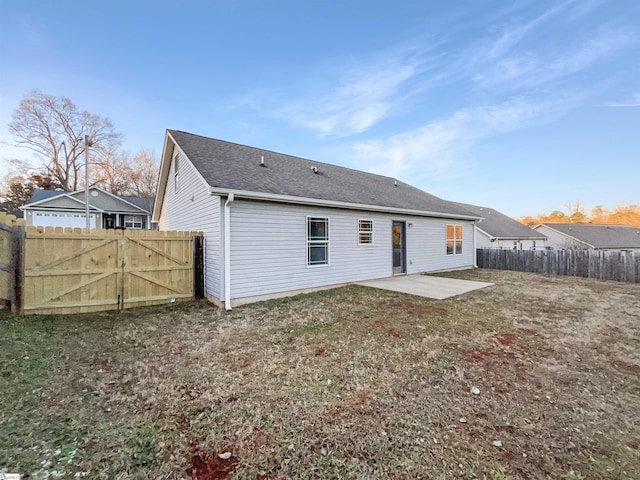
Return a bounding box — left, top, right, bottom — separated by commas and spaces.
473, 223, 478, 268
224, 193, 235, 311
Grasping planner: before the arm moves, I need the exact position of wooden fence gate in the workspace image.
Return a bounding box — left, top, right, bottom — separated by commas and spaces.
0, 218, 203, 315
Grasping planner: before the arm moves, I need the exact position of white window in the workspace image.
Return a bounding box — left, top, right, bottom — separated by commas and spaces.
446, 224, 463, 255
124, 215, 143, 229
358, 219, 373, 245
174, 154, 180, 192
307, 217, 329, 266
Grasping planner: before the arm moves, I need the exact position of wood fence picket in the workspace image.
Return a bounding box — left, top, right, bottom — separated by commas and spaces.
476, 248, 638, 284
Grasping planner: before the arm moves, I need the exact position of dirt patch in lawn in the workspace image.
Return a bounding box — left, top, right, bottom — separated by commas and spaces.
2, 271, 639, 479
187, 445, 239, 480
379, 299, 449, 317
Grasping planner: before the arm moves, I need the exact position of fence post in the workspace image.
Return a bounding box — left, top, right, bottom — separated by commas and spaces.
11, 225, 26, 314
193, 234, 204, 299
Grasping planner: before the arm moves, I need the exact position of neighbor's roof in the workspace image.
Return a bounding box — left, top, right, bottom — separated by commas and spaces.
536, 223, 640, 249
454, 202, 546, 240
121, 195, 154, 213
27, 189, 63, 204
164, 130, 479, 219
23, 188, 151, 214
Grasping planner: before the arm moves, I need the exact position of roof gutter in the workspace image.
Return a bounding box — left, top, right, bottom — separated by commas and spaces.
209, 187, 481, 221
223, 192, 235, 311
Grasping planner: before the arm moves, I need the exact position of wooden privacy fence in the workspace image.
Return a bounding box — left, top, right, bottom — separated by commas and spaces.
0, 213, 26, 310
476, 248, 640, 284
1, 213, 204, 314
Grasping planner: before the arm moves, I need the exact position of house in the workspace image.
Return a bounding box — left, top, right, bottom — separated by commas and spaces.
153, 130, 482, 310
454, 202, 547, 250
21, 187, 153, 229
534, 223, 640, 252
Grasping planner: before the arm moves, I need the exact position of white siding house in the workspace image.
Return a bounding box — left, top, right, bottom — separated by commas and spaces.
21, 187, 152, 230
158, 149, 222, 299
227, 201, 475, 302
153, 130, 481, 309
534, 223, 640, 252
475, 235, 543, 251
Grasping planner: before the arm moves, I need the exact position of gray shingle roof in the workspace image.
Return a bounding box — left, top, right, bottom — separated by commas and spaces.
27, 189, 64, 204
25, 189, 151, 214
121, 195, 154, 213
168, 130, 479, 218
538, 223, 640, 249
454, 202, 546, 240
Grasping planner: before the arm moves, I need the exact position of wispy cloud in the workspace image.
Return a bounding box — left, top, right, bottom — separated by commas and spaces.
486, 0, 577, 59
278, 47, 427, 138
604, 91, 640, 107
350, 94, 585, 180
476, 28, 636, 89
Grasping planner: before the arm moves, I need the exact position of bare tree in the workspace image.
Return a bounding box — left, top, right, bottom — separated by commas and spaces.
8, 90, 122, 191
92, 150, 134, 195
520, 202, 640, 228
129, 149, 159, 198
565, 200, 587, 223
92, 149, 158, 197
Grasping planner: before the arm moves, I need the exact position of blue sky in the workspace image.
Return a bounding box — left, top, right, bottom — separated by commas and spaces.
0, 0, 638, 218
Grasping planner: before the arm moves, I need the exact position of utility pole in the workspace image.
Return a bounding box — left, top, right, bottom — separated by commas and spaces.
84, 135, 93, 229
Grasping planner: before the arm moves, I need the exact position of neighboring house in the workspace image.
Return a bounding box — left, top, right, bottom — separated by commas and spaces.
454, 202, 547, 250
153, 130, 482, 310
534, 223, 640, 252
21, 187, 152, 229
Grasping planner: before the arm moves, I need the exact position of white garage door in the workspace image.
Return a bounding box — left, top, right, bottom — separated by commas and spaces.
32, 212, 97, 229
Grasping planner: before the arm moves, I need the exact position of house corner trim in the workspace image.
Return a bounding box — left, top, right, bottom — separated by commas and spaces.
224, 193, 235, 311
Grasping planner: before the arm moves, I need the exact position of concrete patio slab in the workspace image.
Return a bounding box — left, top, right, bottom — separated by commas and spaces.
355, 274, 493, 300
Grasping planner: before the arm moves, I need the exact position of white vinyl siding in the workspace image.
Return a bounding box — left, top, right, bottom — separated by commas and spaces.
534, 224, 584, 251
228, 200, 475, 300
476, 229, 546, 250
230, 202, 389, 299
174, 154, 180, 192
405, 219, 474, 273
158, 150, 221, 299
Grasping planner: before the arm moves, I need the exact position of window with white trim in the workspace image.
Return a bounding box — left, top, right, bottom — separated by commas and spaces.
446, 224, 463, 255
358, 219, 373, 245
307, 217, 329, 266
174, 154, 180, 192
124, 215, 143, 229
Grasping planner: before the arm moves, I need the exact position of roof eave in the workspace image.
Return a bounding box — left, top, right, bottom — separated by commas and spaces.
152, 132, 175, 222
209, 187, 481, 220
492, 236, 548, 240
21, 191, 81, 209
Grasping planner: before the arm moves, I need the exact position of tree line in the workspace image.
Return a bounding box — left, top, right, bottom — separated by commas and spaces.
0, 90, 159, 217
520, 201, 640, 228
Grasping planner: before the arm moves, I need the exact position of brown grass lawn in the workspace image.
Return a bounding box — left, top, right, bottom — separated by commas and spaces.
1, 269, 639, 479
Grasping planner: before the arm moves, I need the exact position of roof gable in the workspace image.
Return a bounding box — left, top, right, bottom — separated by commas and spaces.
23, 187, 150, 214
161, 130, 478, 219
26, 189, 65, 204
537, 223, 640, 249
67, 188, 148, 213
37, 195, 87, 209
